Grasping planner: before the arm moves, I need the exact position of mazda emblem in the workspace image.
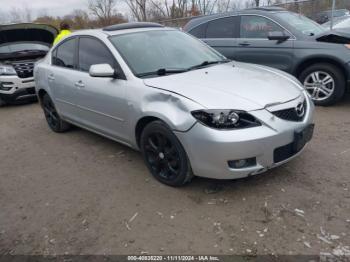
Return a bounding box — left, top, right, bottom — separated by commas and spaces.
296, 103, 305, 118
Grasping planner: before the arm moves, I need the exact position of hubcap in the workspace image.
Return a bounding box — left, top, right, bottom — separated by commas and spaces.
304, 71, 335, 101
144, 133, 181, 181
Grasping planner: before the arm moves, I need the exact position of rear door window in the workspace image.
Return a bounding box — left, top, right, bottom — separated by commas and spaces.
78, 37, 115, 72
240, 15, 284, 39
206, 16, 239, 38
52, 38, 76, 69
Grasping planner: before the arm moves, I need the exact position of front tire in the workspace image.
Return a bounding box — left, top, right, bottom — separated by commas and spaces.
140, 121, 193, 187
0, 98, 6, 107
299, 63, 345, 106
42, 94, 71, 133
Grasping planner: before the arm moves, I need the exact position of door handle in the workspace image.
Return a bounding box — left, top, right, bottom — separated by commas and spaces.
238, 41, 251, 47
75, 80, 85, 89
48, 74, 55, 81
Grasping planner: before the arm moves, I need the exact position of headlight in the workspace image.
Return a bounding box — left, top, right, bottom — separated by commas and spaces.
191, 109, 261, 130
0, 65, 17, 76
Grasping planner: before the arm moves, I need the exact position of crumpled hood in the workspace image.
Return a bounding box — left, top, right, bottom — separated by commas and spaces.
144, 62, 303, 111
315, 29, 350, 44
0, 23, 58, 45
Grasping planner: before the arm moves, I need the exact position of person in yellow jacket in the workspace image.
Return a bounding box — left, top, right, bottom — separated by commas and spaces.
53, 21, 72, 45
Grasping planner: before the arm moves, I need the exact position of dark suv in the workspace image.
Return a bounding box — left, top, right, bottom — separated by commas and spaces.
184, 7, 350, 106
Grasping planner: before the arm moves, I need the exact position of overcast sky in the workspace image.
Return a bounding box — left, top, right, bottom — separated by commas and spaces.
0, 0, 129, 18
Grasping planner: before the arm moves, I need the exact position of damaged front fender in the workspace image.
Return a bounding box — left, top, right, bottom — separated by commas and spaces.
139, 89, 202, 132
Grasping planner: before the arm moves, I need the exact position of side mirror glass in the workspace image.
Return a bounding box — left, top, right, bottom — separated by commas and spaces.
89, 64, 116, 78
268, 31, 291, 42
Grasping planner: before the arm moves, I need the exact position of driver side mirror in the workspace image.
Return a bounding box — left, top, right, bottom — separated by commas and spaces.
89, 64, 117, 78
268, 31, 291, 42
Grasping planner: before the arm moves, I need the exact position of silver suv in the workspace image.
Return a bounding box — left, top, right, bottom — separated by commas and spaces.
34, 23, 314, 186
0, 23, 57, 106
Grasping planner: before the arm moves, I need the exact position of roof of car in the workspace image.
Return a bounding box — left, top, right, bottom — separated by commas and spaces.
67, 25, 175, 39
103, 22, 164, 31
184, 7, 288, 31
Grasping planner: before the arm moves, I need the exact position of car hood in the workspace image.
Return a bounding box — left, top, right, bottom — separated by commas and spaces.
315, 29, 350, 44
144, 62, 303, 111
0, 23, 58, 45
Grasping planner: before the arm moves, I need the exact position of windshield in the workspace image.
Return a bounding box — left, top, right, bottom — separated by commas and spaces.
110, 30, 226, 77
0, 43, 49, 54
276, 12, 326, 36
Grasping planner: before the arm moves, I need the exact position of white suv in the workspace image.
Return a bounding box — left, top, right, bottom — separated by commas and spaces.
0, 23, 57, 106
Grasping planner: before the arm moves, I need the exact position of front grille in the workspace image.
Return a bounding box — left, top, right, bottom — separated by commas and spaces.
274, 142, 296, 163
12, 61, 35, 79
272, 100, 307, 122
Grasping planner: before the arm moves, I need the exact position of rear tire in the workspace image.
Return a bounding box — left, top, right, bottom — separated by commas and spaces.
140, 121, 193, 187
299, 63, 345, 106
42, 94, 71, 133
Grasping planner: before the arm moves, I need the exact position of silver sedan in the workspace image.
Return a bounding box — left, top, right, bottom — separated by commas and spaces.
34, 23, 315, 186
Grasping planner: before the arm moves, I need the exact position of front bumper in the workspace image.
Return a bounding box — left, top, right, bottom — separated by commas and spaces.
175, 93, 315, 180
0, 76, 37, 103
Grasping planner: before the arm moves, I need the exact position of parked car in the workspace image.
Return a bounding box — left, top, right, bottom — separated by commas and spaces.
184, 7, 350, 106
323, 15, 350, 30
34, 22, 314, 187
315, 9, 350, 24
0, 23, 57, 106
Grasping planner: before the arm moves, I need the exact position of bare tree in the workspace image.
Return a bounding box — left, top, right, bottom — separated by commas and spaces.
88, 0, 117, 26
70, 9, 91, 29
195, 0, 218, 15
149, 0, 190, 19
124, 0, 148, 21
23, 5, 32, 22
9, 8, 22, 23
216, 0, 232, 13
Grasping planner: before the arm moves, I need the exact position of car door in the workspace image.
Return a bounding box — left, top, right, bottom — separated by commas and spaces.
73, 36, 128, 141
49, 37, 81, 122
200, 16, 240, 60
234, 15, 294, 73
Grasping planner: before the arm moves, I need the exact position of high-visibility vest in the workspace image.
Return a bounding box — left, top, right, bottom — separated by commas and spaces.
53, 30, 72, 45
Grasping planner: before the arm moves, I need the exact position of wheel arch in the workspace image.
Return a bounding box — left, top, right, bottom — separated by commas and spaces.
135, 116, 162, 148
294, 56, 347, 79
37, 89, 48, 105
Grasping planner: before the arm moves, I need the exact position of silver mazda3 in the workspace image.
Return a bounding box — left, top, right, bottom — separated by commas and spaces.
34, 23, 315, 187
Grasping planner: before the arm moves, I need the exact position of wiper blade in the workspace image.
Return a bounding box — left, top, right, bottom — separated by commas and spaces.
137, 68, 188, 77
187, 59, 231, 71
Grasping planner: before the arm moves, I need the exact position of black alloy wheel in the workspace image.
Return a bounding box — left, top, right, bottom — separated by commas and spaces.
140, 121, 193, 187
42, 94, 70, 133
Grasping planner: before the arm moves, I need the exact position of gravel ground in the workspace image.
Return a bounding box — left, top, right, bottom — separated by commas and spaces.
0, 95, 349, 258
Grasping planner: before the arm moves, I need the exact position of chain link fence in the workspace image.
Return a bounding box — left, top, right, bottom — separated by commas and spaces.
158, 0, 350, 28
